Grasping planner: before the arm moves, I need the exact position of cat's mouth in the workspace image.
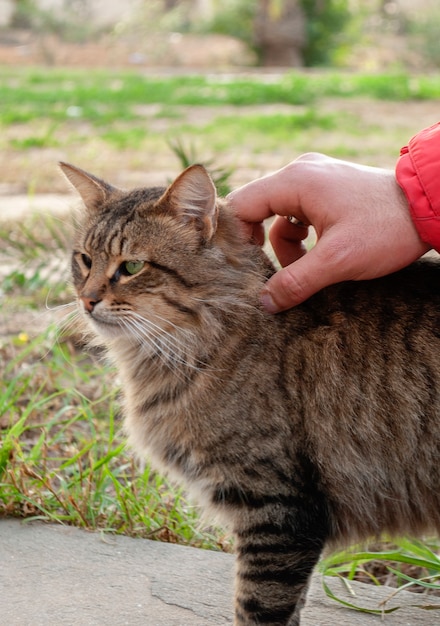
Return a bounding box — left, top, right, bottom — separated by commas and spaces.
86, 312, 153, 347
84, 311, 124, 338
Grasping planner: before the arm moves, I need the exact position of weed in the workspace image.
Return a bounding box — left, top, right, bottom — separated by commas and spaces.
168, 137, 233, 195
320, 539, 440, 614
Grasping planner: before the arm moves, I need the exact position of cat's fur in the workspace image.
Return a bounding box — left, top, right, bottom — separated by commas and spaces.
62, 161, 440, 626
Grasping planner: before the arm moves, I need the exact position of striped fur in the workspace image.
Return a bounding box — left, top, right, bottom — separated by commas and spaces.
63, 162, 440, 626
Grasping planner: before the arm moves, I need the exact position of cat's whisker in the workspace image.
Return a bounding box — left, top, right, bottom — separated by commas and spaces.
45, 299, 77, 312
57, 308, 81, 333
125, 312, 200, 366
143, 309, 197, 336
46, 301, 78, 336
124, 315, 194, 370
127, 310, 223, 374
118, 316, 194, 384
129, 310, 197, 352
119, 314, 167, 352
55, 308, 97, 361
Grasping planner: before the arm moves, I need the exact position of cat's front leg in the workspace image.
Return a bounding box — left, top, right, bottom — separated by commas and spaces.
233, 510, 326, 626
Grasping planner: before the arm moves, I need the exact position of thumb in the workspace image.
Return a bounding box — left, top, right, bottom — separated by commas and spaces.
261, 240, 349, 312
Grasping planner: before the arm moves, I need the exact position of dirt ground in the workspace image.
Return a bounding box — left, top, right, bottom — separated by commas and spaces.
1, 28, 439, 194
1, 94, 439, 200
0, 29, 256, 68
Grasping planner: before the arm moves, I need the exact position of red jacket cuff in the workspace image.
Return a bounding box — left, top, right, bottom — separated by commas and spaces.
396, 122, 440, 252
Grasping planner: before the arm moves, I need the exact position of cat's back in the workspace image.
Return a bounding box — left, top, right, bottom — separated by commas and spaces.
279, 257, 440, 412
276, 257, 440, 380
276, 258, 440, 539
285, 257, 440, 334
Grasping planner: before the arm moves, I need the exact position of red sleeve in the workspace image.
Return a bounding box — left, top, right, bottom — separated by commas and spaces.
396, 122, 440, 252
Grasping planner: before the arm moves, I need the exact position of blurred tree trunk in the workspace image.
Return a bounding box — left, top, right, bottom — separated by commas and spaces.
254, 0, 307, 66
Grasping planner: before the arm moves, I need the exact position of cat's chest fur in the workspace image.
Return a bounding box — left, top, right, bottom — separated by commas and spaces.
112, 321, 295, 509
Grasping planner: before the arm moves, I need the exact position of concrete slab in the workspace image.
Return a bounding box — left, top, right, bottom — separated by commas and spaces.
2, 518, 439, 625
0, 518, 234, 626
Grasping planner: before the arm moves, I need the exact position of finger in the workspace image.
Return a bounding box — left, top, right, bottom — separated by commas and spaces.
261, 240, 350, 312
237, 219, 265, 245
227, 177, 277, 223
269, 216, 309, 267
228, 165, 306, 223
229, 153, 335, 225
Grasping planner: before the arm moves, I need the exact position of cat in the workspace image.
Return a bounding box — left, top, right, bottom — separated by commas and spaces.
61, 161, 440, 626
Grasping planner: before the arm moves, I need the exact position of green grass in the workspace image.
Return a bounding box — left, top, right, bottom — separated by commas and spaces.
201, 109, 337, 152
320, 539, 440, 613
100, 126, 149, 150
0, 329, 226, 550
1, 68, 440, 127
1, 67, 428, 178
0, 212, 72, 306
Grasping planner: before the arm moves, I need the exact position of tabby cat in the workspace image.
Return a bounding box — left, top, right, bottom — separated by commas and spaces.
61, 161, 440, 626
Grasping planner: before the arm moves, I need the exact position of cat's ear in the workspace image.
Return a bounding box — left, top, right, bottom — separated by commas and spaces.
59, 162, 116, 212
163, 165, 218, 241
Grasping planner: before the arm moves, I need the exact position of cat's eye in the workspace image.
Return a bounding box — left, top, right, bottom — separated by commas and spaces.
123, 260, 145, 275
81, 253, 92, 269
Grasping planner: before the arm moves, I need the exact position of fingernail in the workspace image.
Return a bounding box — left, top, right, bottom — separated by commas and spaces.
260, 291, 279, 314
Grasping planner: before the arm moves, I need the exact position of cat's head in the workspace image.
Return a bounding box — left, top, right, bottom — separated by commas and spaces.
61, 163, 269, 351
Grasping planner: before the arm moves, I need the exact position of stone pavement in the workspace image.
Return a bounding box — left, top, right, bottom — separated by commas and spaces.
1, 518, 438, 625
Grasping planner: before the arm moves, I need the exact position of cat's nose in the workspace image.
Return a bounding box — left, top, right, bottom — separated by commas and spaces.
80, 295, 101, 313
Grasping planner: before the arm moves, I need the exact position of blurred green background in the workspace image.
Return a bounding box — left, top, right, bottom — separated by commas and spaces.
1, 0, 440, 605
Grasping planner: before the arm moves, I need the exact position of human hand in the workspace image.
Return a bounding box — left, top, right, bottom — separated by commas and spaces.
228, 153, 430, 312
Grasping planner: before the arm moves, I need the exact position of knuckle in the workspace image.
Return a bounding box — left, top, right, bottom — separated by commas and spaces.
294, 151, 325, 163
318, 234, 366, 280
283, 154, 329, 192
276, 266, 311, 305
